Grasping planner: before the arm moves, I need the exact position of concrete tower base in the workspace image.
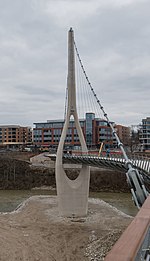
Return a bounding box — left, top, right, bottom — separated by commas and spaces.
56, 164, 90, 217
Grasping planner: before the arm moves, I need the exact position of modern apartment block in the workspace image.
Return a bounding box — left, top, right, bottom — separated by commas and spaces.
33, 113, 116, 150
139, 117, 150, 151
115, 124, 131, 146
0, 125, 32, 147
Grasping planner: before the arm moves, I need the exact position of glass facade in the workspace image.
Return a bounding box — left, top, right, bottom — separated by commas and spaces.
85, 113, 95, 146
139, 117, 150, 151
33, 114, 116, 149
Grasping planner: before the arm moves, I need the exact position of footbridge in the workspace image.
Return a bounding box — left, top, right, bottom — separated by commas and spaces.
59, 153, 150, 174
54, 28, 150, 259
55, 28, 149, 213
52, 151, 150, 174
51, 152, 150, 192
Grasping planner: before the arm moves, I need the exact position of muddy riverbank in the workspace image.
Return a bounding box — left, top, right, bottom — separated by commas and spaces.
0, 190, 138, 216
0, 152, 130, 192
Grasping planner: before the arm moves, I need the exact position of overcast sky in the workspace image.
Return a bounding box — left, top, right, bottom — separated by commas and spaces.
0, 0, 149, 127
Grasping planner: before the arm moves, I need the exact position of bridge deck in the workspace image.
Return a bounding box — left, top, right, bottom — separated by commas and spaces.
49, 153, 150, 176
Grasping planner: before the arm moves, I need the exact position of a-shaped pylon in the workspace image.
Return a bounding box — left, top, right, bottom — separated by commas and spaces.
55, 28, 90, 217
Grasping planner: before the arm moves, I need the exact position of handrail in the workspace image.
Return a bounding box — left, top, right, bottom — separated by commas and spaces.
105, 195, 150, 260
49, 153, 150, 176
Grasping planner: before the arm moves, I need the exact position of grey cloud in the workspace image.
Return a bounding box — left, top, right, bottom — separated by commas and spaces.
0, 0, 149, 126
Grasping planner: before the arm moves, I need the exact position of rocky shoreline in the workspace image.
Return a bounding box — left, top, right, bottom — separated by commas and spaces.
0, 195, 132, 261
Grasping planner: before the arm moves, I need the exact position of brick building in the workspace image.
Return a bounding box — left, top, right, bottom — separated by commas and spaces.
115, 124, 131, 146
0, 125, 32, 147
33, 113, 116, 150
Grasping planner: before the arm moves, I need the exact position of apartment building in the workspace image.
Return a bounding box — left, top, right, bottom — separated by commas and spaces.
33, 113, 115, 150
115, 124, 131, 146
139, 117, 150, 151
0, 125, 32, 147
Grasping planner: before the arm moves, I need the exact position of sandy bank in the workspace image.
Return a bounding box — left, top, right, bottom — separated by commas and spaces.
0, 196, 132, 261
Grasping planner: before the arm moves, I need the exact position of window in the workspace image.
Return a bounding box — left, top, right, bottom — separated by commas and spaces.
53, 129, 62, 135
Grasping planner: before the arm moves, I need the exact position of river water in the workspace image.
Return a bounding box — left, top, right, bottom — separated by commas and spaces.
0, 189, 138, 216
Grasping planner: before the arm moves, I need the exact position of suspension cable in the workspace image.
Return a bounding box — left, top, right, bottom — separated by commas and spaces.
74, 40, 149, 208
74, 41, 129, 160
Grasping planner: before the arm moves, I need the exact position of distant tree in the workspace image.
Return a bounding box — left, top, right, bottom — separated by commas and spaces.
127, 125, 141, 153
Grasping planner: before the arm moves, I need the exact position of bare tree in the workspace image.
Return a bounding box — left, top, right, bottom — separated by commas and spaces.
126, 125, 141, 154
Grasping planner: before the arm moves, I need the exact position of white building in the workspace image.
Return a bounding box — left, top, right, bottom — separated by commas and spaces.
139, 117, 150, 151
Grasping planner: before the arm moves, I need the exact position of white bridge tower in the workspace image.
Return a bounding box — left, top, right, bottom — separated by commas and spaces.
55, 28, 90, 217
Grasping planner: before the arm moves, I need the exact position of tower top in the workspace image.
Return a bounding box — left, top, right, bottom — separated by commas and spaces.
69, 27, 73, 32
